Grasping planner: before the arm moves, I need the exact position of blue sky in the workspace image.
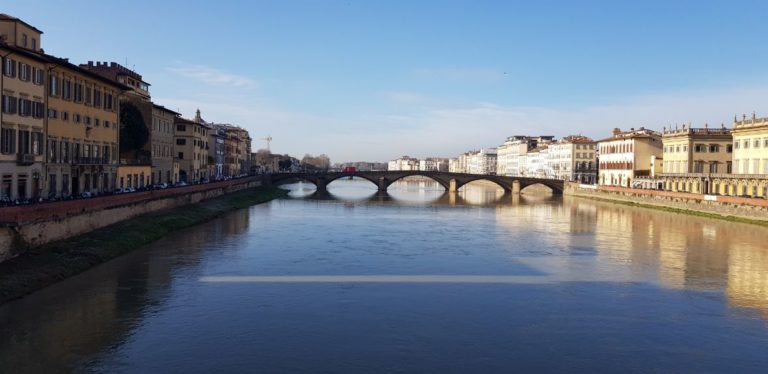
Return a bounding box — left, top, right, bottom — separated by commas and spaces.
6, 0, 768, 162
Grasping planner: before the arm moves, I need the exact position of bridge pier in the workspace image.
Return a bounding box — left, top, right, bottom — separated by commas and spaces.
377, 177, 388, 192
315, 178, 328, 193
511, 180, 520, 194
449, 179, 458, 193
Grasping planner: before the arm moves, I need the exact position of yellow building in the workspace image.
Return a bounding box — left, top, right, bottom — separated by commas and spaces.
174, 110, 210, 183
597, 127, 662, 187
662, 125, 733, 175
0, 14, 47, 201
44, 56, 124, 197
732, 114, 768, 175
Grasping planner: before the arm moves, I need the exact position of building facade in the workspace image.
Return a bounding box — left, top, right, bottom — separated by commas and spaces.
418, 158, 449, 172
0, 18, 46, 201
548, 136, 597, 183
45, 56, 123, 197
174, 110, 210, 183
732, 114, 768, 175
466, 148, 497, 175
661, 125, 733, 175
387, 156, 419, 171
496, 135, 554, 176
150, 104, 179, 185
598, 127, 663, 187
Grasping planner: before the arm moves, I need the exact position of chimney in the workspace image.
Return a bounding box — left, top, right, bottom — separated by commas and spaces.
612, 128, 621, 136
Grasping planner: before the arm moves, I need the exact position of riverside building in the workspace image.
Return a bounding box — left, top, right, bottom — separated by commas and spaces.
597, 127, 662, 187
174, 110, 210, 183
548, 136, 597, 183
0, 14, 46, 201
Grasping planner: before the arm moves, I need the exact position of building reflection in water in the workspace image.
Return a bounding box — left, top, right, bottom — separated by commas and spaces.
0, 214, 245, 373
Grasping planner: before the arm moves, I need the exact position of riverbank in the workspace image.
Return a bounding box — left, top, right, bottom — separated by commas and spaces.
565, 182, 768, 227
0, 186, 288, 305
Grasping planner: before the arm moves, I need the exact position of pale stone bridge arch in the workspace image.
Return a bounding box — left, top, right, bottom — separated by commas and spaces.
268, 171, 564, 194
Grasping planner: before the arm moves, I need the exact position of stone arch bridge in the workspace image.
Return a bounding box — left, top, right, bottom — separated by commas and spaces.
267, 171, 564, 194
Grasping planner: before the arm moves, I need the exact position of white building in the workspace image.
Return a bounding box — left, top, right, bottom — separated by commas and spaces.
548, 136, 597, 183
466, 148, 497, 175
419, 158, 449, 172
522, 146, 550, 178
387, 156, 419, 171
496, 136, 555, 176
598, 127, 663, 187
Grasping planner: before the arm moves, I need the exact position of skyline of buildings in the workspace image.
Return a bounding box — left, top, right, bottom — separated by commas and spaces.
0, 14, 255, 201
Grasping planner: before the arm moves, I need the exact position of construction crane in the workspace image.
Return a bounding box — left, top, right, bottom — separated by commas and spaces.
261, 136, 273, 152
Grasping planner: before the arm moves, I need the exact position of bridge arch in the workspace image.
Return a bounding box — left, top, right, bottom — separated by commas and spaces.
519, 180, 563, 194
382, 173, 451, 191
452, 176, 513, 193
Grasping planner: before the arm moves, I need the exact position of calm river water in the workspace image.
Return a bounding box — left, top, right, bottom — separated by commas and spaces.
2, 178, 768, 373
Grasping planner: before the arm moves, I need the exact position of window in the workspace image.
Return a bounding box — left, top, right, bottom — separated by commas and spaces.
19, 63, 31, 81
63, 79, 72, 100
18, 130, 30, 155
755, 139, 762, 148
178, 152, 184, 159
31, 38, 36, 50
93, 90, 102, 107
22, 33, 27, 47
32, 102, 44, 118
48, 139, 57, 163
32, 132, 42, 155
3, 128, 19, 154
694, 144, 706, 153
744, 140, 750, 149
176, 124, 186, 132
62, 111, 69, 121
176, 138, 186, 145
84, 116, 91, 125
74, 81, 84, 102
74, 114, 81, 124
49, 74, 59, 96
94, 118, 100, 127
709, 144, 719, 153
48, 108, 58, 119
2, 58, 16, 78
1, 95, 17, 114
104, 120, 109, 128
727, 144, 733, 153
32, 67, 44, 85
18, 99, 32, 117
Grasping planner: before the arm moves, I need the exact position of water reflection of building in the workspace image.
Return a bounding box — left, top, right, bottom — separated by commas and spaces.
727, 242, 768, 319
0, 214, 240, 372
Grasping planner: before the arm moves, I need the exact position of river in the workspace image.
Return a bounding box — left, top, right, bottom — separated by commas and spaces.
1, 177, 768, 373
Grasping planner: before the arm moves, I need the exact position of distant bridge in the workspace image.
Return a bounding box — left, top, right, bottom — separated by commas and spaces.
267, 171, 564, 194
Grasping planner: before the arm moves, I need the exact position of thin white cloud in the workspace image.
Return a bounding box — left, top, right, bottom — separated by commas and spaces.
166, 65, 256, 88
158, 84, 768, 163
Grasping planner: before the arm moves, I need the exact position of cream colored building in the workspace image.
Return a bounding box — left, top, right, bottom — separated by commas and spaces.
174, 110, 210, 183
387, 156, 419, 171
662, 125, 732, 175
548, 136, 597, 183
0, 15, 47, 201
732, 114, 768, 175
466, 148, 497, 175
44, 56, 123, 197
151, 104, 179, 184
496, 135, 554, 176
598, 127, 662, 187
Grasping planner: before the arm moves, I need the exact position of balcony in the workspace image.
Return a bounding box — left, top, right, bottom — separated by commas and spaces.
17, 153, 36, 166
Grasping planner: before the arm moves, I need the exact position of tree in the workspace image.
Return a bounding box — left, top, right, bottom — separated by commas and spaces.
119, 102, 149, 158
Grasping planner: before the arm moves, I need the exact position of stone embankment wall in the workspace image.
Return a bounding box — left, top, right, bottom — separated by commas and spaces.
0, 177, 265, 262
565, 182, 768, 222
